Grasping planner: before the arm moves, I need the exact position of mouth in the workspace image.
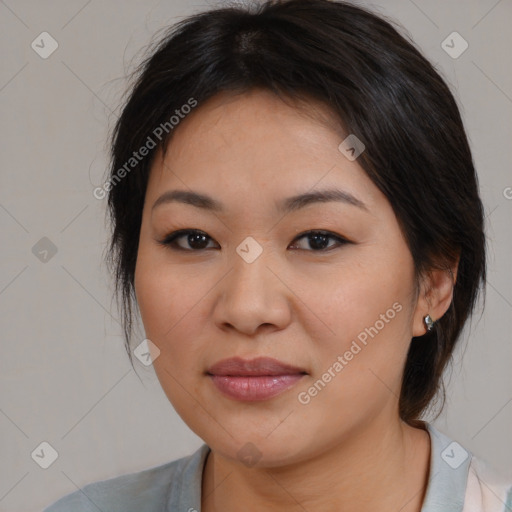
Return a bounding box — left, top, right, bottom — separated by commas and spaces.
206, 357, 307, 401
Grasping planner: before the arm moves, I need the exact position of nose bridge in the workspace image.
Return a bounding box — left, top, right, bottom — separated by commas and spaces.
229, 236, 275, 299
214, 236, 290, 333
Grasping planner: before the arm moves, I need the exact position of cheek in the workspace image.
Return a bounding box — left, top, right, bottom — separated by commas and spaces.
134, 251, 216, 369
134, 259, 207, 406
311, 256, 413, 343
303, 252, 415, 397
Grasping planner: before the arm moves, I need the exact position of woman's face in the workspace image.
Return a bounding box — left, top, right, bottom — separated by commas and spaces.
135, 89, 427, 466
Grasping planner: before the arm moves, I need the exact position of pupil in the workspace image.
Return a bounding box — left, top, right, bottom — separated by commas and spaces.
189, 233, 207, 249
310, 234, 328, 250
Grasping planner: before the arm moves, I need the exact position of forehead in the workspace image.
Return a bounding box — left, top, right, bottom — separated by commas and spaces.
146, 89, 383, 213
164, 88, 343, 158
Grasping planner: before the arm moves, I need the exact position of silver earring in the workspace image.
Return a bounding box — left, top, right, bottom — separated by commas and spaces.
424, 314, 434, 332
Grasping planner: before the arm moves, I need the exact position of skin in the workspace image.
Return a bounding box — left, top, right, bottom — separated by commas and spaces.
134, 89, 457, 512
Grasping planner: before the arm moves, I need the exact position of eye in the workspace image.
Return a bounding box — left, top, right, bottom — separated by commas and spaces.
288, 230, 350, 251
157, 229, 219, 251
158, 229, 350, 253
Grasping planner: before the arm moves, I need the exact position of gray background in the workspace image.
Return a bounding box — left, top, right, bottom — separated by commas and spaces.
0, 0, 511, 510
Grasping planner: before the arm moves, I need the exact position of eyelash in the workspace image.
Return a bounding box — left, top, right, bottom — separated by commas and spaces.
157, 229, 351, 253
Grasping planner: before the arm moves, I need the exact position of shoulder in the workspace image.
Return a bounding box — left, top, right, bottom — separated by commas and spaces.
420, 422, 512, 512
463, 455, 512, 512
42, 444, 210, 512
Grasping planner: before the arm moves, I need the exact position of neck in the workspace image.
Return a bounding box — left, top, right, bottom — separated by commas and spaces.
201, 415, 431, 512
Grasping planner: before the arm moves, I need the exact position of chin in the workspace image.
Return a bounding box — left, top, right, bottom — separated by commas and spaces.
199, 428, 318, 469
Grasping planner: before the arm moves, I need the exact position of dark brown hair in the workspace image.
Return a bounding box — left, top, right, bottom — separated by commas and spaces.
105, 0, 486, 423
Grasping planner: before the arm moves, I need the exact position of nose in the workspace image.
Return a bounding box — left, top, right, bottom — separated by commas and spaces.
212, 243, 292, 336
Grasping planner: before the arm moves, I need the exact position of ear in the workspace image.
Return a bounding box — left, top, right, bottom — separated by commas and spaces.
412, 256, 459, 337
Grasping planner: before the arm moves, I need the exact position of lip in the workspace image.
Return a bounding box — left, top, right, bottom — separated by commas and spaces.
207, 357, 307, 402
207, 356, 307, 376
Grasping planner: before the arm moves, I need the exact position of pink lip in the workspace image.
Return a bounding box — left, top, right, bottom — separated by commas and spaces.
207, 357, 307, 402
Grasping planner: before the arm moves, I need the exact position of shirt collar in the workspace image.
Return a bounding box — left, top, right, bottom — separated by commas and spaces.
420, 421, 472, 511
167, 442, 210, 511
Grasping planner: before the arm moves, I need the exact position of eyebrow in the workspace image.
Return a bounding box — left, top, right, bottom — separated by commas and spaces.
151, 188, 368, 214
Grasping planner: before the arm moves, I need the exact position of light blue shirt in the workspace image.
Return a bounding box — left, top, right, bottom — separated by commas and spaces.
42, 422, 512, 511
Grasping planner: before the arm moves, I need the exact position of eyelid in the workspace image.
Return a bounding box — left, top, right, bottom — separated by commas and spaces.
157, 229, 218, 250
157, 228, 352, 251
293, 229, 351, 244
290, 230, 351, 250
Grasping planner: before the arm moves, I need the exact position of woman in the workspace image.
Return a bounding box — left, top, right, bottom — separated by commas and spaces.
43, 0, 512, 510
